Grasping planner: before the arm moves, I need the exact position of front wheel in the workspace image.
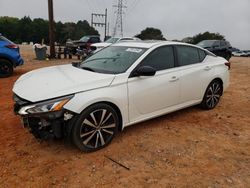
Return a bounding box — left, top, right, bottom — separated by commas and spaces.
71, 103, 119, 152
0, 59, 13, 78
200, 80, 223, 110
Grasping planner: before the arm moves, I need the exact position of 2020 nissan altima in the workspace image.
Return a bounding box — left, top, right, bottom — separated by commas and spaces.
13, 41, 230, 152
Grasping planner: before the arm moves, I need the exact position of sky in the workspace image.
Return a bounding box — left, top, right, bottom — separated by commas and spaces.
0, 0, 249, 49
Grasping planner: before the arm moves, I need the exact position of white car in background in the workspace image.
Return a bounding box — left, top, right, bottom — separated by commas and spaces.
13, 41, 230, 152
91, 37, 141, 52
232, 51, 248, 57
242, 50, 250, 57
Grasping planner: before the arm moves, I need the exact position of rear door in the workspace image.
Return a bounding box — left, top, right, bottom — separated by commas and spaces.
175, 45, 214, 104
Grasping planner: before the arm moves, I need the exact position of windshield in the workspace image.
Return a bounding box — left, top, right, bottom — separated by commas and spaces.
197, 40, 216, 47
79, 36, 90, 42
80, 46, 147, 74
105, 37, 120, 44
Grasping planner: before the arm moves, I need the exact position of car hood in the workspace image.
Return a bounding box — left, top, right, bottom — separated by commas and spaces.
91, 42, 112, 48
13, 64, 115, 102
66, 40, 86, 45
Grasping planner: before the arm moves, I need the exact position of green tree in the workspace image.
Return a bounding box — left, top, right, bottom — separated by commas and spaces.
0, 16, 20, 42
31, 18, 49, 43
0, 16, 99, 44
135, 27, 166, 40
17, 16, 33, 43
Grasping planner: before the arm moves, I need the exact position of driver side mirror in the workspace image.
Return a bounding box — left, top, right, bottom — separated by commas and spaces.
133, 66, 156, 77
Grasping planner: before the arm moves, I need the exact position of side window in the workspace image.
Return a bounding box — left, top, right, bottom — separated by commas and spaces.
141, 46, 175, 71
89, 37, 99, 43
198, 49, 206, 62
220, 41, 226, 47
214, 41, 220, 47
176, 46, 200, 66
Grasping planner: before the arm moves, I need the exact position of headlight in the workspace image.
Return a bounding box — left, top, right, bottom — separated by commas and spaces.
18, 95, 73, 115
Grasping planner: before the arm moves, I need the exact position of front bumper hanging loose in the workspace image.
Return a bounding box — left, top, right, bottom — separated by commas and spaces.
13, 94, 74, 140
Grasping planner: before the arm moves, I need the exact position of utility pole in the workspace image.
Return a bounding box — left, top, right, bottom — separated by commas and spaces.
91, 9, 108, 40
104, 9, 108, 39
113, 0, 127, 37
48, 0, 55, 58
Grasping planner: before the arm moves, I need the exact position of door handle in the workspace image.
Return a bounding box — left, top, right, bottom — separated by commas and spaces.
204, 66, 212, 71
169, 76, 179, 82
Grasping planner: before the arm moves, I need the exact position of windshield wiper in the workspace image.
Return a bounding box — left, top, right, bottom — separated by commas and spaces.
84, 57, 118, 64
81, 67, 96, 72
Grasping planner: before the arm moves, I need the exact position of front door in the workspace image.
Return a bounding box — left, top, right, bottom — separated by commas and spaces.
128, 45, 180, 123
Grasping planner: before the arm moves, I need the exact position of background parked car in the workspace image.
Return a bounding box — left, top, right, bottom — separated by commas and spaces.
232, 51, 248, 57
242, 50, 250, 57
0, 34, 24, 78
91, 37, 141, 52
196, 40, 232, 60
66, 35, 101, 55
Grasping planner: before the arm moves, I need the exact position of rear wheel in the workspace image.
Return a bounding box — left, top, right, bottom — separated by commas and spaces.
72, 103, 119, 152
0, 59, 13, 78
201, 80, 223, 110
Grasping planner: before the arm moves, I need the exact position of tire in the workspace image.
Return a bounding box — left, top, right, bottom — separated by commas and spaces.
0, 59, 13, 78
71, 103, 119, 152
200, 80, 223, 110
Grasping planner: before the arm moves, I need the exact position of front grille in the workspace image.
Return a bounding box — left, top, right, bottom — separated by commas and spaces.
13, 94, 31, 114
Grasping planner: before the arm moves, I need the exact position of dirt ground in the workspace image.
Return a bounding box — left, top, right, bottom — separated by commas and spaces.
0, 45, 249, 187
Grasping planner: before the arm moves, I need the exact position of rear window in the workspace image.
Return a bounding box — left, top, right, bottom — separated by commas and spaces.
176, 46, 200, 66
90, 37, 100, 43
220, 41, 226, 46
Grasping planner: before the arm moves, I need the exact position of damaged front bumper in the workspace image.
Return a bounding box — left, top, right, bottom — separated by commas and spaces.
13, 94, 75, 140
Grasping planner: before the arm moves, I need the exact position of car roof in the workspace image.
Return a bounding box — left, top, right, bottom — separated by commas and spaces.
112, 40, 200, 49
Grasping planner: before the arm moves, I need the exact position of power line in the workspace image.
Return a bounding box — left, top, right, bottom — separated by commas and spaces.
91, 9, 108, 40
113, 0, 127, 37
85, 0, 102, 23
126, 0, 141, 16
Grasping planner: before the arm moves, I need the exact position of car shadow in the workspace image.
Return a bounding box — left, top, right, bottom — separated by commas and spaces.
118, 105, 201, 135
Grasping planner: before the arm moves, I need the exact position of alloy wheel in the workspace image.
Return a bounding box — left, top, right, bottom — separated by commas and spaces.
80, 109, 116, 149
205, 82, 222, 108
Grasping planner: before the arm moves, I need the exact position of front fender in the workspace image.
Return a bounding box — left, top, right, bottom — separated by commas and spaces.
64, 84, 129, 126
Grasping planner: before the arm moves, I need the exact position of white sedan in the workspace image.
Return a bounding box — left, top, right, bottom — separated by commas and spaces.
91, 37, 141, 52
13, 41, 230, 152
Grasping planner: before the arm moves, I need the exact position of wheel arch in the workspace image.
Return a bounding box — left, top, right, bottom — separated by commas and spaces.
0, 55, 14, 66
202, 77, 224, 99
86, 101, 124, 132
211, 77, 224, 95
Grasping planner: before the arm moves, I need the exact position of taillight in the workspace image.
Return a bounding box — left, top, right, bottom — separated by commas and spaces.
225, 62, 231, 70
6, 44, 19, 49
